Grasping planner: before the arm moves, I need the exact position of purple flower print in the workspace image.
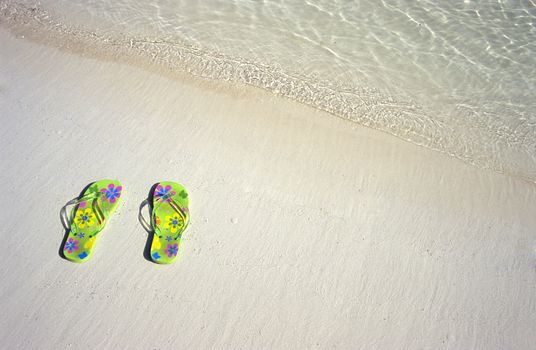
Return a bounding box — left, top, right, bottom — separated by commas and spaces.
166, 244, 178, 257
101, 183, 122, 203
155, 185, 175, 203
64, 238, 79, 253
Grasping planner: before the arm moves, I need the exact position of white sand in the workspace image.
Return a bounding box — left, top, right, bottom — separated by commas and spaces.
1, 28, 535, 349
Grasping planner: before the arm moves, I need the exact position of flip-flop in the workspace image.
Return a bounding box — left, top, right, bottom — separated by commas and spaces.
149, 182, 190, 264
61, 180, 122, 262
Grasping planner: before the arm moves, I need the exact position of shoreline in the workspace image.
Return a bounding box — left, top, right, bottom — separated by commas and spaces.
1, 28, 535, 349
2, 0, 535, 183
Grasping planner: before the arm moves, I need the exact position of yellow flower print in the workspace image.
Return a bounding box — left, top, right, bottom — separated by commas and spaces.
164, 214, 184, 233
151, 236, 162, 250
84, 236, 96, 249
75, 208, 96, 229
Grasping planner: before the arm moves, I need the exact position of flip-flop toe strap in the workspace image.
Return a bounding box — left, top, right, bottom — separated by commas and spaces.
152, 197, 190, 239
61, 190, 107, 235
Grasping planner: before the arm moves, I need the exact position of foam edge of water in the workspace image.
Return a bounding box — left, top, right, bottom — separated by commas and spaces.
1, 0, 535, 184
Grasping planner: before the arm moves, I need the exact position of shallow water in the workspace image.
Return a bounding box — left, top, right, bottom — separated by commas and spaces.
2, 0, 536, 181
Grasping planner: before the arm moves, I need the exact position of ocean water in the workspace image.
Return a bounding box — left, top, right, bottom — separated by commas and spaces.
2, 0, 536, 181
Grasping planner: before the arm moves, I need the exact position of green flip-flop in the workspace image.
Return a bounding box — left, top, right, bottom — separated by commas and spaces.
61, 180, 122, 262
149, 182, 190, 264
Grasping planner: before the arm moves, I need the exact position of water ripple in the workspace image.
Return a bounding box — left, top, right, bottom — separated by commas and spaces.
1, 0, 535, 182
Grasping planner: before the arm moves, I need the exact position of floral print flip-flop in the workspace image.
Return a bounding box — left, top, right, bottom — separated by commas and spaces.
61, 180, 123, 262
149, 182, 190, 264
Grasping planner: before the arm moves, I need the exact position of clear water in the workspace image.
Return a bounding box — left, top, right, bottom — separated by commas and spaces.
2, 0, 536, 181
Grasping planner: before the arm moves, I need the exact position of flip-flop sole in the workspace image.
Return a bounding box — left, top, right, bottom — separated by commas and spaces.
150, 181, 190, 264
63, 179, 122, 263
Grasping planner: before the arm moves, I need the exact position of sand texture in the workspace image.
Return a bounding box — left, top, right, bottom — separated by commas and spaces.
1, 29, 535, 349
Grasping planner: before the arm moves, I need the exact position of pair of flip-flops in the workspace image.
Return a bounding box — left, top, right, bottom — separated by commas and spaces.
61, 180, 190, 264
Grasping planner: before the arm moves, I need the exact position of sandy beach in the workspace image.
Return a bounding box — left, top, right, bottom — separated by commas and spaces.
1, 27, 536, 349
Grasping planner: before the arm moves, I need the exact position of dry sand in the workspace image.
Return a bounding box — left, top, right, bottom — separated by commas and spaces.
1, 28, 535, 349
